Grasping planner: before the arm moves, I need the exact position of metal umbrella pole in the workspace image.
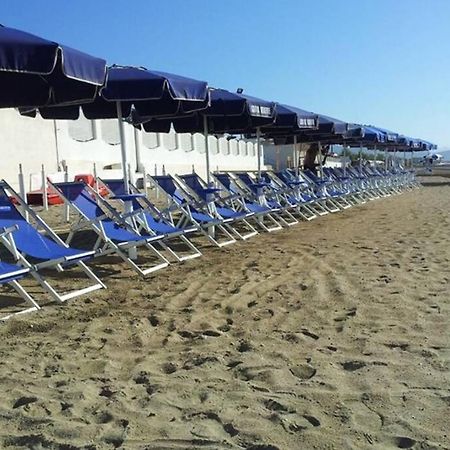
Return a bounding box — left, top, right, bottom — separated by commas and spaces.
292, 135, 298, 175
297, 140, 302, 178
116, 101, 136, 258
343, 144, 347, 176
256, 127, 262, 181
116, 101, 130, 194
359, 142, 363, 168
203, 115, 212, 186
318, 141, 323, 178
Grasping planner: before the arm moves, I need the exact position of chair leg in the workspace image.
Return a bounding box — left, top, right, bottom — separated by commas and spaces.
159, 235, 202, 262
229, 219, 259, 241
1, 280, 41, 321
29, 261, 105, 303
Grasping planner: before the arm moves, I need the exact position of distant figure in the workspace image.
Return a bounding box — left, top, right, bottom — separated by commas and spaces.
303, 143, 320, 172
303, 143, 329, 174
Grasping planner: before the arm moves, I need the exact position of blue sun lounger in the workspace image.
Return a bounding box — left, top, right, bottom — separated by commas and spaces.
322, 167, 365, 204
175, 173, 260, 239
50, 181, 170, 277
257, 171, 317, 221
232, 172, 300, 226
0, 226, 41, 320
0, 181, 105, 304
98, 178, 202, 262
148, 174, 245, 247
275, 170, 329, 217
301, 169, 352, 211
210, 173, 283, 232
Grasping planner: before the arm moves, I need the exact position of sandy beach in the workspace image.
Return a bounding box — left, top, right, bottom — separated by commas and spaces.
0, 178, 449, 450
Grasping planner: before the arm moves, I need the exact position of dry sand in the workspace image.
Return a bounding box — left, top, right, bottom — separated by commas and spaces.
0, 178, 449, 449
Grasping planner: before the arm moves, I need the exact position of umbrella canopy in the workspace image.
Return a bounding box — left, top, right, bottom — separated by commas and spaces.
139, 88, 275, 134
255, 104, 318, 139
137, 88, 276, 184
0, 24, 106, 108
271, 112, 352, 145
28, 65, 210, 119
344, 125, 387, 146
21, 65, 210, 193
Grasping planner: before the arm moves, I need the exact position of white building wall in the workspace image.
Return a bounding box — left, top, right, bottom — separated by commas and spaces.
0, 110, 264, 191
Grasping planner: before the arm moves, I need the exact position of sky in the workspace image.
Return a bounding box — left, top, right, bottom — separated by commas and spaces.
2, 0, 449, 151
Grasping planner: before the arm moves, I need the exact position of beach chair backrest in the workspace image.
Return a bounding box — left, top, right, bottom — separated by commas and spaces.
213, 173, 239, 195
235, 173, 258, 194
152, 176, 186, 205
178, 174, 207, 201
303, 169, 321, 182
0, 186, 66, 259
101, 179, 144, 211
102, 179, 127, 196
54, 182, 103, 221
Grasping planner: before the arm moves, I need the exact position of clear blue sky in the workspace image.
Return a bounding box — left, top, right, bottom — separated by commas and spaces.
2, 0, 449, 150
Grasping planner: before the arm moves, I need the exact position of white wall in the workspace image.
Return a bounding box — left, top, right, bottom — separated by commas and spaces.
0, 110, 264, 191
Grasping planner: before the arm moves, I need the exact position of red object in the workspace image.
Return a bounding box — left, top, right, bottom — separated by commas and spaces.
74, 174, 109, 196
26, 173, 108, 206
26, 185, 63, 206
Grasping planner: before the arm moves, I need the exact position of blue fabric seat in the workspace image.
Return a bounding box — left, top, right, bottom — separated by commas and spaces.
0, 262, 29, 284
0, 188, 93, 263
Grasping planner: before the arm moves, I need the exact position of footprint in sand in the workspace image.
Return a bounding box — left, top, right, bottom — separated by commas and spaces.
300, 328, 319, 340
280, 413, 321, 434
391, 436, 417, 449
341, 360, 367, 371
289, 364, 317, 380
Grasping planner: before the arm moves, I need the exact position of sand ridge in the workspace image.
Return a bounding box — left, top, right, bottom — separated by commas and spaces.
0, 178, 449, 449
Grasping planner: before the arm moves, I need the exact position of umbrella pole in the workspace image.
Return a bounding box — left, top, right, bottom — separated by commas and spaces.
359, 143, 363, 168
203, 115, 211, 186
343, 144, 347, 176
116, 101, 136, 258
293, 135, 298, 177
297, 141, 302, 178
318, 141, 323, 178
116, 101, 130, 194
256, 127, 262, 181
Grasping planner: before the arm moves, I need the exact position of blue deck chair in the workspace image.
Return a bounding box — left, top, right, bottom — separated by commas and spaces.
350, 167, 388, 198
175, 173, 259, 240
302, 169, 352, 211
322, 167, 366, 205
275, 170, 330, 217
233, 172, 299, 226
0, 181, 105, 304
98, 178, 202, 262
336, 167, 376, 200
148, 174, 241, 248
0, 227, 41, 320
258, 171, 318, 221
291, 170, 342, 213
210, 173, 283, 232
50, 181, 170, 277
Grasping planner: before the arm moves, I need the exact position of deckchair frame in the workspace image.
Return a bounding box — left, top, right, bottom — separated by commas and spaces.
0, 227, 42, 320
260, 171, 318, 221
98, 178, 202, 262
210, 173, 284, 233
174, 173, 260, 240
147, 174, 241, 248
0, 181, 105, 304
50, 181, 170, 277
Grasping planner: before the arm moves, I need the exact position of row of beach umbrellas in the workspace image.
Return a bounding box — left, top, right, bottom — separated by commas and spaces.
0, 24, 436, 193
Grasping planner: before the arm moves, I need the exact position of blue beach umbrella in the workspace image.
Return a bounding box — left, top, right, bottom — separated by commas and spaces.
0, 24, 106, 108
22, 65, 210, 192
138, 88, 277, 184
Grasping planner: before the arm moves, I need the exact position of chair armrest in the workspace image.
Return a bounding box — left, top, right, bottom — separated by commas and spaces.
0, 225, 19, 238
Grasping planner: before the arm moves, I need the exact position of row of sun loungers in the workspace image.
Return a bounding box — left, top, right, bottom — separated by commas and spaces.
0, 164, 418, 320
